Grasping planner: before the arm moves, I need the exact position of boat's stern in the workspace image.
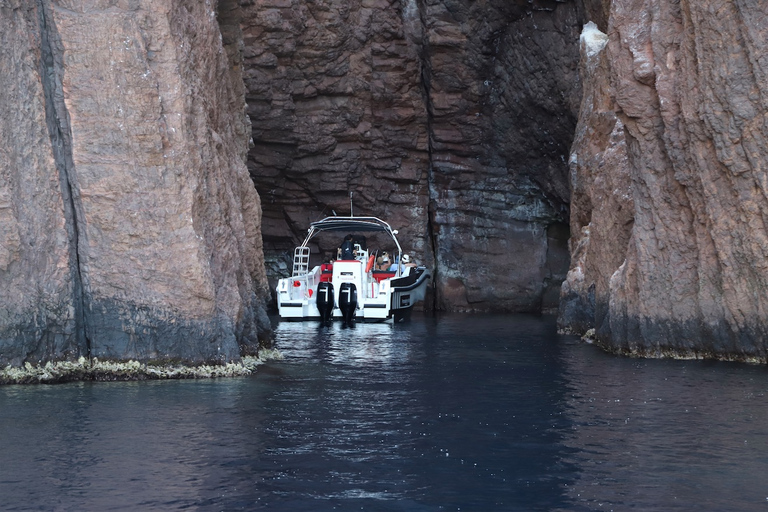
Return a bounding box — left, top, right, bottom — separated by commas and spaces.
389, 266, 430, 320
276, 269, 321, 319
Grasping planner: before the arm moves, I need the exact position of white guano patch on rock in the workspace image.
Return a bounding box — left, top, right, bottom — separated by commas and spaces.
580, 21, 608, 58
402, 0, 419, 21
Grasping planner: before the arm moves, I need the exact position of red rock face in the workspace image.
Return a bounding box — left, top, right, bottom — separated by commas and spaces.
0, 0, 270, 366
558, 21, 634, 338
562, 1, 768, 361
5, 0, 763, 364
0, 2, 82, 365
241, 0, 432, 280
243, 0, 583, 312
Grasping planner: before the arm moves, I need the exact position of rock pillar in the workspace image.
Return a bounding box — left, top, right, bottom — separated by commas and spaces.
0, 0, 270, 366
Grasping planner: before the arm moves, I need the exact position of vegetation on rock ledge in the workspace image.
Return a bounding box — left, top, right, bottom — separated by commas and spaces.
0, 349, 283, 385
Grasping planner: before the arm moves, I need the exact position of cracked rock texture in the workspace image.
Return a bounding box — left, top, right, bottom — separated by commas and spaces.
0, 0, 270, 367
242, 0, 583, 312
561, 1, 768, 361
0, 2, 81, 366
6, 0, 767, 365
558, 20, 633, 339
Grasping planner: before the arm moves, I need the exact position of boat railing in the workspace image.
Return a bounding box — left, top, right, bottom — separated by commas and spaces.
292, 246, 311, 276
289, 267, 320, 300
305, 268, 320, 291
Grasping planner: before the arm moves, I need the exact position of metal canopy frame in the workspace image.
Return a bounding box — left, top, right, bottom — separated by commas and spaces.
301, 216, 403, 255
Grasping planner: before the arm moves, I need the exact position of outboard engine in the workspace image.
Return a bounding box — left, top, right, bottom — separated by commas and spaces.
338, 282, 358, 326
316, 282, 334, 325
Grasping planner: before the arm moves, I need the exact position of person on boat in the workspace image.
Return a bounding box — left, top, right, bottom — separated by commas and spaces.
389, 253, 415, 272
339, 234, 356, 260
353, 235, 367, 252
376, 253, 391, 270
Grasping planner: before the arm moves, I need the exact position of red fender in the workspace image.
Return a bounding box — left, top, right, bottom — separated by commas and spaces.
365, 254, 375, 273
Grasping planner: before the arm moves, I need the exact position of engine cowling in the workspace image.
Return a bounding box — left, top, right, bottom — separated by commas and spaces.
338, 282, 358, 325
316, 281, 334, 325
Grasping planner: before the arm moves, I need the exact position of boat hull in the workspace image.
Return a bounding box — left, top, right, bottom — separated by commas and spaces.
277, 266, 429, 323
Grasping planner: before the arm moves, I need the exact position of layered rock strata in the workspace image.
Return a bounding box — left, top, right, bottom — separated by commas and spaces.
242, 0, 582, 312
423, 0, 581, 311
0, 0, 270, 367
241, 0, 433, 281
561, 2, 768, 361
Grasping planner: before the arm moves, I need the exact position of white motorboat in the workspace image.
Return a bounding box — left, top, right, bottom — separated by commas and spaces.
276, 216, 430, 324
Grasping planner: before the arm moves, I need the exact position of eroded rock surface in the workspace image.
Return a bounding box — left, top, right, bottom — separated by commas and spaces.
243, 0, 582, 312
9, 0, 765, 367
241, 0, 432, 282
0, 0, 270, 366
562, 1, 768, 361
0, 1, 83, 366
558, 21, 633, 338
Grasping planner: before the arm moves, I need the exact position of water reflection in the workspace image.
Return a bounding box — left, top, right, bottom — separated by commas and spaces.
2, 315, 766, 511
255, 319, 426, 507
261, 314, 576, 511
556, 340, 768, 511
274, 320, 416, 367
0, 379, 264, 511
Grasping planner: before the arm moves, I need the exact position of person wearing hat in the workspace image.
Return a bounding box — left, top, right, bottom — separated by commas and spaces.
376, 253, 391, 270
389, 253, 415, 272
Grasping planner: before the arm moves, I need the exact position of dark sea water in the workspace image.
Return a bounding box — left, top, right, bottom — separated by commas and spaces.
1, 314, 768, 511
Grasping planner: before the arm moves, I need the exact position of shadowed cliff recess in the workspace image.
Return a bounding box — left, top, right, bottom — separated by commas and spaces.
242, 0, 582, 314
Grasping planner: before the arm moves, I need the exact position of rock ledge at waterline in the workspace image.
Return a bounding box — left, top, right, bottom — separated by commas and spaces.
0, 350, 283, 385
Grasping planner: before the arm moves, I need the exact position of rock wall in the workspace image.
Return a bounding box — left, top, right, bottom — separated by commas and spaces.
241, 0, 432, 278
0, 1, 82, 365
9, 0, 763, 365
242, 0, 583, 312
558, 21, 633, 338
561, 1, 768, 361
0, 0, 270, 367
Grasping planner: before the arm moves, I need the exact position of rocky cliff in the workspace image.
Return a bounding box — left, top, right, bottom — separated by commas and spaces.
561, 1, 768, 362
0, 0, 270, 367
242, 0, 583, 312
247, 0, 768, 361
4, 0, 767, 367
